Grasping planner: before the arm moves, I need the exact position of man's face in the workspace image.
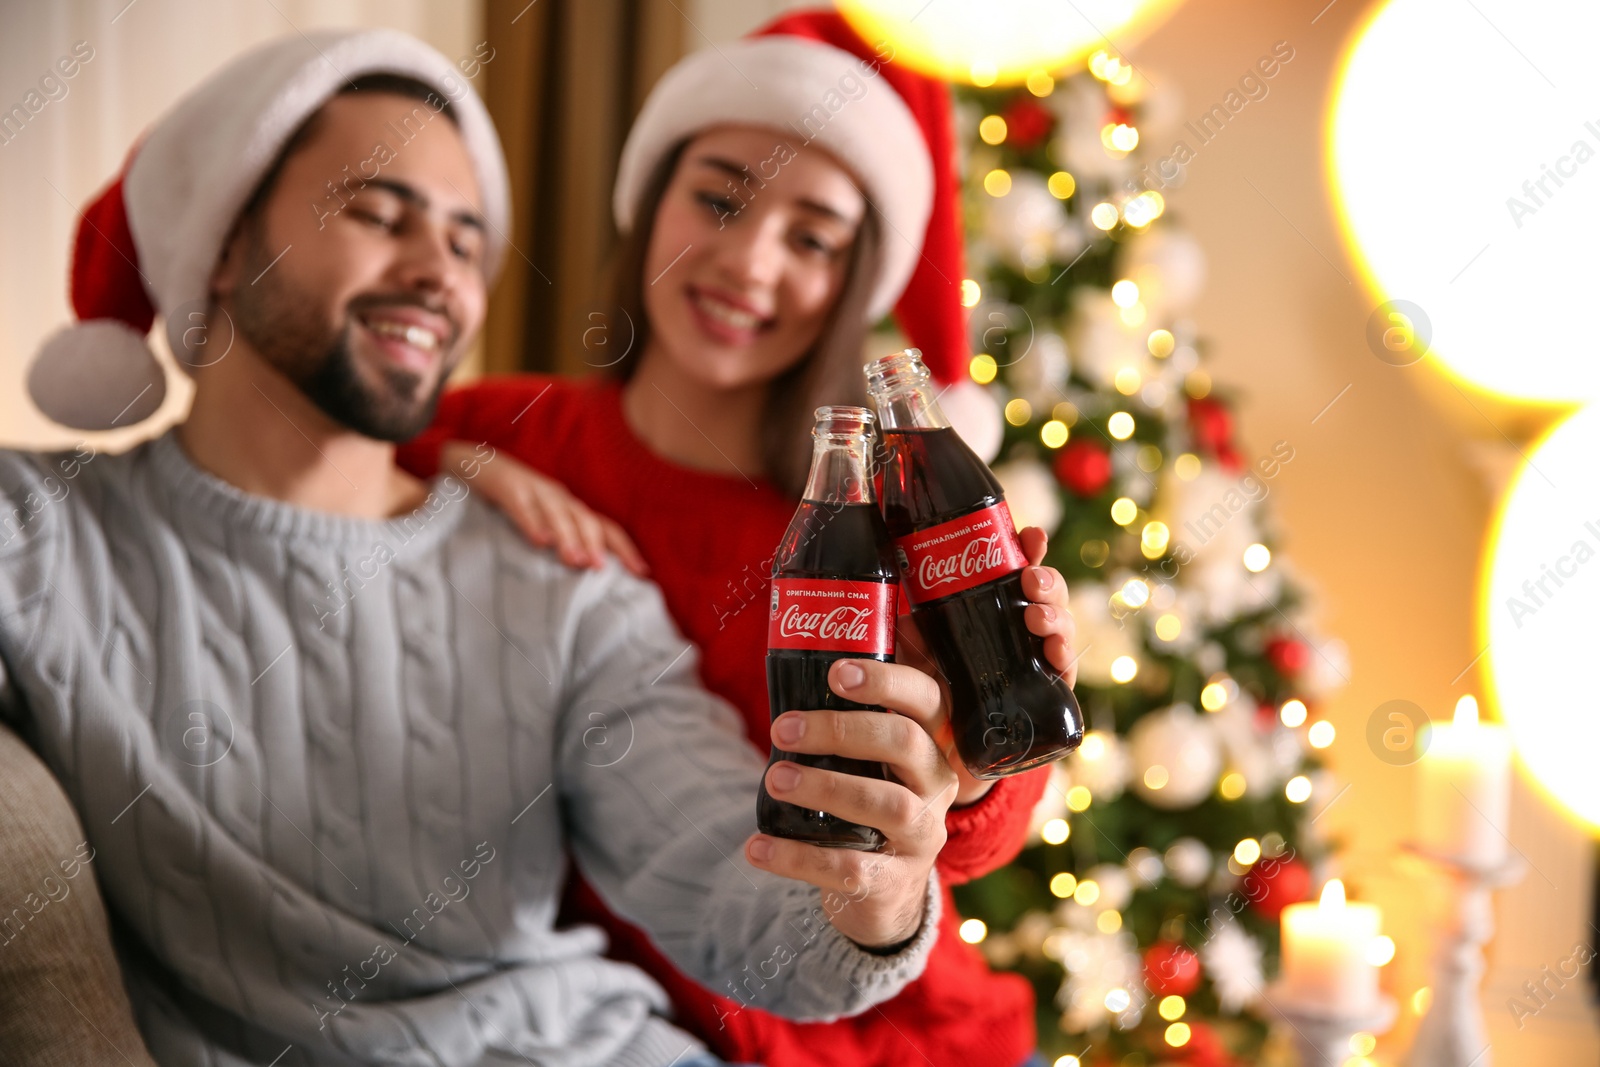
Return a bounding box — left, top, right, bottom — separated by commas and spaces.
216, 91, 488, 441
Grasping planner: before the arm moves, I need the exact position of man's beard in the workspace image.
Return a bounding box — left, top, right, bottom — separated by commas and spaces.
230, 233, 456, 443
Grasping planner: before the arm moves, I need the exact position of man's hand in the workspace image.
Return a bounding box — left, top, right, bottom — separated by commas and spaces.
744, 658, 958, 950
895, 526, 1078, 805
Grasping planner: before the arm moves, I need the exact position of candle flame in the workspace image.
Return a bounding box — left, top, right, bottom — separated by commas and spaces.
1453, 694, 1479, 728
1319, 878, 1346, 910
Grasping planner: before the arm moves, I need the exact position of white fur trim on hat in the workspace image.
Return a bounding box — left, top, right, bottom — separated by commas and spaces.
941, 378, 1004, 463
29, 321, 168, 430
123, 28, 511, 379
613, 37, 933, 322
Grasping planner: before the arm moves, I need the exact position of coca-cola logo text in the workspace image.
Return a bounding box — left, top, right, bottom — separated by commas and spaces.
914, 529, 1005, 591
893, 502, 1026, 606
779, 604, 875, 643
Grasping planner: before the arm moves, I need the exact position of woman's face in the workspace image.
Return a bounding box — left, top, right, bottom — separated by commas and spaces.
640, 125, 867, 393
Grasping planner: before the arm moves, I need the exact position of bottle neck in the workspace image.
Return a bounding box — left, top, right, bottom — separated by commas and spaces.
803, 434, 875, 504
864, 350, 951, 431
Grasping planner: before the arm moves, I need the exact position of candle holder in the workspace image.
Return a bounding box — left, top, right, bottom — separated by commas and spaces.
1264, 984, 1397, 1066
1402, 843, 1525, 1067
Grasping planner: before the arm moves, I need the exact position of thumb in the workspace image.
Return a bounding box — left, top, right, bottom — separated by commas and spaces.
1019, 526, 1049, 565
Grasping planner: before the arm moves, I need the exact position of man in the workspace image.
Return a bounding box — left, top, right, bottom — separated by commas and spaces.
0, 29, 1003, 1066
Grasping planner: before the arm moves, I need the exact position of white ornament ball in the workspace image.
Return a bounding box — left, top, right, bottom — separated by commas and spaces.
1126, 847, 1165, 888
1067, 730, 1131, 800
980, 169, 1067, 273
1086, 863, 1133, 912
1164, 837, 1212, 888
1026, 762, 1073, 840
1303, 636, 1352, 697
1007, 329, 1070, 412
994, 457, 1063, 537
1120, 226, 1207, 313
1067, 287, 1144, 391
1129, 704, 1222, 810
1065, 582, 1140, 687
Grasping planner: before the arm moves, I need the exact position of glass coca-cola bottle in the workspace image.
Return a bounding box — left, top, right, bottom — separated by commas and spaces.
865, 349, 1084, 779
757, 406, 897, 850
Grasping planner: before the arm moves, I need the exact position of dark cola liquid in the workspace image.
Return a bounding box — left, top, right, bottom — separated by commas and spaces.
757, 501, 896, 851
879, 426, 1084, 779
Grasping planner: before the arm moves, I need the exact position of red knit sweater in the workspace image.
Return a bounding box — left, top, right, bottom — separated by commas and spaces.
398, 374, 1048, 1067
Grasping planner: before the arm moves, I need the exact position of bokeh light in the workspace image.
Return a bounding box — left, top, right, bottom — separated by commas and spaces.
1329, 0, 1600, 404
836, 0, 1182, 87
1483, 405, 1600, 830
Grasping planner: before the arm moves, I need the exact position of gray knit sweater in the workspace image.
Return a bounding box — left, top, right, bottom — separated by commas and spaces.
0, 433, 936, 1067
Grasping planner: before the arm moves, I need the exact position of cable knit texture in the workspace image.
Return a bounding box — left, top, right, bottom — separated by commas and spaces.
398, 374, 1050, 1067
0, 433, 937, 1067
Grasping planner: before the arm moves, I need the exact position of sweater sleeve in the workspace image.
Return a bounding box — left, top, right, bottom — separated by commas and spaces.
554, 562, 938, 1022
936, 765, 1052, 886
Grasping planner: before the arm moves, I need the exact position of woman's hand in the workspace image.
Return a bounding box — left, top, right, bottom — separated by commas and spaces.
441, 440, 649, 577
893, 526, 1077, 806
746, 657, 958, 950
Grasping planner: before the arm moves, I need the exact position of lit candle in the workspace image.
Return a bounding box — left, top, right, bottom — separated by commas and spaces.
1417, 695, 1512, 867
1280, 879, 1382, 1012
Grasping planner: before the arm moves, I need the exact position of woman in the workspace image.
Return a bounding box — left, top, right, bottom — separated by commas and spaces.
399, 12, 1072, 1067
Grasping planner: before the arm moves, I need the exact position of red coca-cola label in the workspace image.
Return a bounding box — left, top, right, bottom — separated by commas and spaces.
893, 501, 1027, 605
767, 579, 897, 655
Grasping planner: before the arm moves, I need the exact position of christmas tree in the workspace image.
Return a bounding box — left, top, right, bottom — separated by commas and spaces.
947, 53, 1351, 1066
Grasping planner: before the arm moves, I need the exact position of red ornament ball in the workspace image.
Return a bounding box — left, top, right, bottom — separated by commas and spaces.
1173, 1021, 1235, 1067
1053, 439, 1112, 498
1001, 95, 1056, 151
1241, 855, 1312, 919
1143, 940, 1201, 997
1265, 635, 1311, 677
1188, 396, 1234, 455
1254, 701, 1279, 732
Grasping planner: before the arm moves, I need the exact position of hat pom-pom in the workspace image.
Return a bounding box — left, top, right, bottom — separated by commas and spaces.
942, 378, 1004, 463
28, 320, 167, 430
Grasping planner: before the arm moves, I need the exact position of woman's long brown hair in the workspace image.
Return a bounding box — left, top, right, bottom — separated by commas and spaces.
604, 137, 886, 498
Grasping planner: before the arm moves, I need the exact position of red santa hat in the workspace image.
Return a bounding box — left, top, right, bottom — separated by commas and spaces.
611, 8, 971, 385
28, 28, 510, 431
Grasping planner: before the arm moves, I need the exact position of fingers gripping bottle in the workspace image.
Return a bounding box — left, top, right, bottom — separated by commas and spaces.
757, 406, 899, 850
865, 349, 1084, 779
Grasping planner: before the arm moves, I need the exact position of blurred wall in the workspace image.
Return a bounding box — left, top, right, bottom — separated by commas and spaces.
1125, 0, 1596, 1059
0, 0, 482, 451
